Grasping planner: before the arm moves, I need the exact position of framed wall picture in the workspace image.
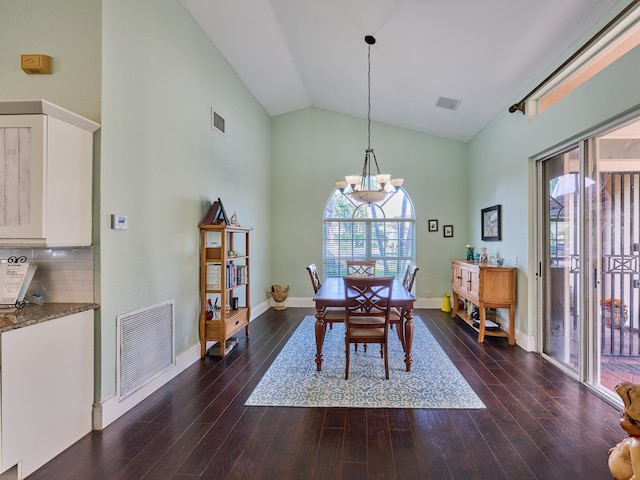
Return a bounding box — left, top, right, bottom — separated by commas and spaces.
443, 225, 454, 238
481, 204, 502, 241
428, 219, 438, 232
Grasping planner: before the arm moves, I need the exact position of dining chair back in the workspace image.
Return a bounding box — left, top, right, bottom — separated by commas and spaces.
344, 259, 376, 353
390, 263, 419, 349
346, 260, 376, 277
402, 263, 419, 293
343, 276, 394, 380
306, 263, 322, 293
306, 263, 344, 329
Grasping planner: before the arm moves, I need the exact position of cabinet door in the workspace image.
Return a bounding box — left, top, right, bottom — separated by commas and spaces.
458, 265, 480, 301
452, 262, 464, 291
1, 311, 94, 477
0, 115, 46, 240
468, 267, 480, 296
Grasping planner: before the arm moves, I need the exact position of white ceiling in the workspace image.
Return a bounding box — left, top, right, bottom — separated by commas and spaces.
179, 0, 621, 142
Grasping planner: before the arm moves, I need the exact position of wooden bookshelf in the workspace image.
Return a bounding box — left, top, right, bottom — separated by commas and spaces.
198, 224, 251, 357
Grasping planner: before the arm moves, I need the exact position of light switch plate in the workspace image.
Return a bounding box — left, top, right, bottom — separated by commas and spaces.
111, 214, 128, 230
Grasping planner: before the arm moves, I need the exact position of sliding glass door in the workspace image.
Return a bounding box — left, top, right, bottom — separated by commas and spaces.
538, 114, 640, 397
539, 146, 582, 374
595, 119, 640, 393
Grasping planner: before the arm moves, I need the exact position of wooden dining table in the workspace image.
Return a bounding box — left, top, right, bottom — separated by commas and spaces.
312, 277, 416, 372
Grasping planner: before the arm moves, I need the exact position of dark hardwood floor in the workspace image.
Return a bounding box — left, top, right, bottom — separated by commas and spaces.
30, 308, 623, 479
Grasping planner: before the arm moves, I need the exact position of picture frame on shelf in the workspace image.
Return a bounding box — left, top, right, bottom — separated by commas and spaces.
428, 219, 438, 232
443, 225, 454, 238
481, 204, 502, 241
214, 198, 229, 225
201, 198, 230, 226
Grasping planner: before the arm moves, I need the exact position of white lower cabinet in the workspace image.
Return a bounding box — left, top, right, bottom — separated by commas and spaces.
0, 310, 94, 478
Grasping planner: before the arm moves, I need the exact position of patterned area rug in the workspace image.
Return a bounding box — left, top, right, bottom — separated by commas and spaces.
245, 316, 485, 409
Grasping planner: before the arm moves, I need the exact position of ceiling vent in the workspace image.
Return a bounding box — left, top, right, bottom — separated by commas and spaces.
436, 96, 462, 111
211, 108, 225, 134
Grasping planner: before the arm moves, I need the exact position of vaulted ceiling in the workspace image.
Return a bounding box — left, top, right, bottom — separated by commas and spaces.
179, 0, 621, 142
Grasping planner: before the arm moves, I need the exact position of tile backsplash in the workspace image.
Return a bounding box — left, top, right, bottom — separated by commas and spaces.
0, 247, 94, 303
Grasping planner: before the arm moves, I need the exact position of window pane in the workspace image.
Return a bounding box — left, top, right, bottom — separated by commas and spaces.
323, 188, 416, 282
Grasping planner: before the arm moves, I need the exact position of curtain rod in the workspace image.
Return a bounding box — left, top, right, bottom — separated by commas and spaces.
509, 0, 640, 115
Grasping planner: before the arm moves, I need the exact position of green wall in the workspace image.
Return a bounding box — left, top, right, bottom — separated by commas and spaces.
100, 0, 272, 400
0, 0, 100, 121
1, 0, 272, 404
468, 2, 640, 342
270, 107, 469, 299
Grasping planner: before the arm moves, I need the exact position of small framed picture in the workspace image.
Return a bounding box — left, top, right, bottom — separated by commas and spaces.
428, 219, 438, 232
481, 204, 502, 241
443, 225, 454, 238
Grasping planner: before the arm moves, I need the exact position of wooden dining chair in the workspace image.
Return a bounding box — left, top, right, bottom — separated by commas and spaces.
402, 263, 419, 293
346, 260, 376, 277
389, 263, 419, 349
306, 263, 322, 294
344, 259, 376, 352
306, 263, 344, 330
343, 276, 394, 380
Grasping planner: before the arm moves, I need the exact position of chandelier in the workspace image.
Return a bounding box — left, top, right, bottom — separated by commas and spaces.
335, 35, 403, 205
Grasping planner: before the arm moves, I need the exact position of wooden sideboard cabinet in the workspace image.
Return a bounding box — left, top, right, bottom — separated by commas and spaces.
450, 260, 517, 345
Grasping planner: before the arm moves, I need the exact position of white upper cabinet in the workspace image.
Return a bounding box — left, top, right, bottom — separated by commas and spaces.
0, 100, 100, 247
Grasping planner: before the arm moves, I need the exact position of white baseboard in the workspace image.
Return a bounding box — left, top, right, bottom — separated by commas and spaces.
93, 342, 200, 430
93, 299, 271, 431
520, 333, 536, 352
251, 299, 270, 318
0, 464, 21, 480
415, 297, 443, 309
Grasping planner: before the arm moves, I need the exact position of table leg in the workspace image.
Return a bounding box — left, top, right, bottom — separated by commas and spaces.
403, 309, 414, 372
508, 304, 515, 345
451, 291, 459, 318
395, 312, 405, 351
315, 308, 326, 371
478, 305, 486, 343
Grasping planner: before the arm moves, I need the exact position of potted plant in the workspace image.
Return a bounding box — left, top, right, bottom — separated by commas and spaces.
601, 297, 628, 328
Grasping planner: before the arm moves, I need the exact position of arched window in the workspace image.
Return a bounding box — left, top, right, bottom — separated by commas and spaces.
323, 188, 416, 282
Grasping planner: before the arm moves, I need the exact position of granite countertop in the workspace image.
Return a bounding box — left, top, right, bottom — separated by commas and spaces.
0, 303, 99, 333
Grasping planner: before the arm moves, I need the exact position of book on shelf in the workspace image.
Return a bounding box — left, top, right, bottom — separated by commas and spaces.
236, 265, 247, 285
226, 264, 237, 288
206, 264, 221, 290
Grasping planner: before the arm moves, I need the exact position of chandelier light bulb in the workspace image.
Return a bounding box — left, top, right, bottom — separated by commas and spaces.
345, 175, 360, 186
376, 173, 391, 185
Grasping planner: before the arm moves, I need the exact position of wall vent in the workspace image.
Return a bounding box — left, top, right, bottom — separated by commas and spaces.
436, 96, 462, 111
117, 300, 175, 400
212, 109, 226, 134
